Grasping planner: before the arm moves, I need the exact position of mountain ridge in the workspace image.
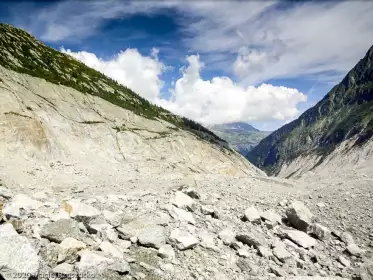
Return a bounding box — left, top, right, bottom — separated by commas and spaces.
247, 44, 373, 175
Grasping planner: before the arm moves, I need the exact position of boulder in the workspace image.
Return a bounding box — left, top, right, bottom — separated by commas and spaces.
243, 206, 261, 224
258, 246, 273, 259
78, 251, 114, 275
272, 245, 292, 263
261, 210, 282, 225
172, 191, 196, 212
218, 228, 235, 245
0, 224, 39, 279
199, 231, 218, 251
88, 223, 118, 242
201, 205, 214, 215
167, 205, 196, 224
99, 241, 123, 259
7, 194, 42, 211
358, 259, 373, 280
236, 230, 268, 248
308, 223, 331, 240
284, 229, 316, 248
338, 256, 350, 267
170, 228, 199, 250
137, 225, 166, 249
346, 243, 364, 257
158, 244, 175, 260
52, 263, 75, 275
340, 232, 355, 245
40, 219, 81, 243
65, 199, 101, 224
58, 237, 87, 263
286, 201, 314, 231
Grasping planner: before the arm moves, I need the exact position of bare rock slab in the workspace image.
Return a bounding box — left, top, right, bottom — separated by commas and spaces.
0, 224, 39, 280
137, 225, 166, 249
40, 219, 81, 243
284, 229, 316, 248
170, 228, 199, 250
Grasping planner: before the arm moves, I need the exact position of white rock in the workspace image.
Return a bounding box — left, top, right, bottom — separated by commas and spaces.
158, 244, 175, 260
258, 246, 273, 259
201, 205, 214, 215
308, 223, 331, 240
199, 231, 218, 251
137, 225, 166, 249
32, 191, 48, 201
52, 263, 74, 275
50, 209, 70, 222
244, 206, 261, 224
78, 251, 114, 274
0, 224, 39, 279
58, 237, 87, 263
102, 210, 123, 227
160, 263, 175, 274
284, 229, 316, 248
170, 228, 199, 250
167, 205, 196, 224
218, 228, 235, 245
237, 248, 250, 258
172, 191, 196, 211
0, 186, 13, 199
286, 201, 314, 231
9, 194, 42, 210
236, 229, 268, 248
346, 243, 364, 257
66, 199, 100, 223
338, 255, 350, 267
261, 210, 282, 225
99, 241, 123, 259
272, 245, 292, 262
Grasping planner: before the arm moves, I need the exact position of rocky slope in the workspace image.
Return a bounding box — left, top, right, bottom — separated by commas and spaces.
0, 23, 263, 191
209, 122, 270, 155
247, 45, 373, 176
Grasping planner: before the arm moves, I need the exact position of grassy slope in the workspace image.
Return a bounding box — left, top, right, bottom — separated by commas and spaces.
0, 23, 226, 146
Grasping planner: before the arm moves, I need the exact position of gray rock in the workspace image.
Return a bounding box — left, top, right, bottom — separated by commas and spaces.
341, 232, 355, 245
272, 245, 292, 263
39, 242, 60, 267
40, 219, 81, 243
236, 230, 267, 248
158, 244, 175, 259
358, 259, 373, 280
0, 224, 39, 279
170, 228, 199, 250
0, 186, 13, 199
346, 243, 364, 257
58, 237, 87, 263
218, 228, 235, 245
286, 201, 314, 231
199, 232, 218, 251
137, 225, 166, 249
99, 241, 123, 259
284, 229, 316, 248
308, 223, 331, 240
182, 187, 200, 199
52, 263, 74, 275
338, 255, 350, 267
66, 199, 101, 224
261, 210, 282, 225
167, 205, 196, 224
257, 246, 273, 259
244, 206, 261, 224
200, 205, 214, 215
172, 191, 196, 212
78, 251, 114, 275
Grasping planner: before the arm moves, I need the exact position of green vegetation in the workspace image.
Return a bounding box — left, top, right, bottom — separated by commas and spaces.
247, 44, 373, 175
0, 23, 225, 146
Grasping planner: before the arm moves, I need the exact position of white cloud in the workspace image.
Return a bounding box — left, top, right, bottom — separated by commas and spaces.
159, 55, 307, 125
61, 47, 165, 101
62, 49, 306, 125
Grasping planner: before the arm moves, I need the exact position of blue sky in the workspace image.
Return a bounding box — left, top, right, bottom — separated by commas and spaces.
1, 0, 373, 130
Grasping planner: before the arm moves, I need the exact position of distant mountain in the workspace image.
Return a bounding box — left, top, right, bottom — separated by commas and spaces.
209, 122, 270, 155
247, 44, 373, 176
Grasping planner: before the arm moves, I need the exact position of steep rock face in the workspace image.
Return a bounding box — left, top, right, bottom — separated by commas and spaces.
247, 45, 373, 176
0, 24, 263, 189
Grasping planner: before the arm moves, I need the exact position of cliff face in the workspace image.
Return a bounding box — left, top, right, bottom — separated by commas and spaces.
247, 45, 373, 176
0, 24, 264, 189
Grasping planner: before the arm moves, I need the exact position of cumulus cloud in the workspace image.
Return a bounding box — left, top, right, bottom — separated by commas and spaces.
159, 55, 307, 125
61, 47, 165, 101
63, 48, 307, 125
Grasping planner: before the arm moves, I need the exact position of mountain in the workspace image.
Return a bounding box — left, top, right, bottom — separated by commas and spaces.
0, 23, 263, 183
209, 122, 271, 155
247, 45, 373, 177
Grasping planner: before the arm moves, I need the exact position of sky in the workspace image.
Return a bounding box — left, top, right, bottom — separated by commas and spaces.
1, 0, 373, 130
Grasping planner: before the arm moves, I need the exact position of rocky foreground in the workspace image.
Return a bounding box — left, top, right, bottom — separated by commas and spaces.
0, 175, 372, 280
